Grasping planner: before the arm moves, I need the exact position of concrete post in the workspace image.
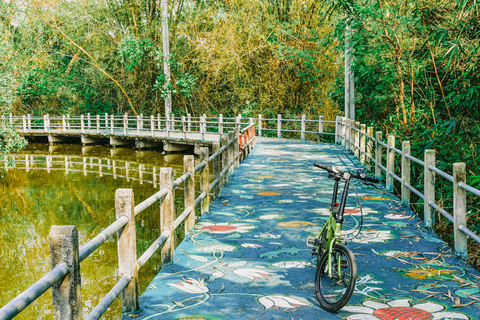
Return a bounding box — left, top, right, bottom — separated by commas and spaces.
157, 114, 161, 131
360, 124, 366, 163
62, 115, 66, 133
151, 115, 155, 136
234, 126, 240, 168
375, 131, 382, 179
67, 115, 71, 130
401, 141, 411, 207
301, 115, 306, 140
80, 115, 85, 133
354, 121, 360, 157
28, 114, 31, 130
366, 127, 373, 169
115, 189, 139, 313
187, 114, 192, 132
45, 114, 50, 132
181, 116, 186, 139
345, 119, 350, 151
49, 226, 83, 320
111, 115, 114, 134
96, 115, 100, 133
200, 147, 210, 215
126, 162, 130, 182
424, 149, 436, 227
136, 115, 140, 135
219, 114, 223, 135
319, 116, 324, 136
277, 114, 282, 138
138, 163, 142, 184
248, 118, 254, 152
228, 131, 234, 174
258, 114, 262, 137
184, 156, 195, 234
453, 163, 467, 258
221, 134, 229, 186
386, 135, 395, 191
341, 117, 346, 147
160, 168, 174, 264
213, 142, 222, 197
105, 113, 109, 129
123, 114, 128, 135
87, 113, 91, 130
200, 115, 205, 140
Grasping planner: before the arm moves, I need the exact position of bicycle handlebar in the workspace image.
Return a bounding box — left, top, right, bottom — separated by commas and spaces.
314, 162, 380, 183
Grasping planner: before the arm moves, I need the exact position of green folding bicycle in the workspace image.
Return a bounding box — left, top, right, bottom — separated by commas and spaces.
307, 162, 379, 312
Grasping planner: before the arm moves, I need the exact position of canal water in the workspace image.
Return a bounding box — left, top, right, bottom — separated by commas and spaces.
0, 143, 190, 319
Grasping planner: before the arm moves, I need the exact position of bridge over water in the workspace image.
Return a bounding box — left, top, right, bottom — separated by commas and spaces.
1, 114, 479, 320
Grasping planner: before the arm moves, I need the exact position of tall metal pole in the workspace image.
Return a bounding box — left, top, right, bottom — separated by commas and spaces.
161, 0, 172, 117
345, 25, 355, 120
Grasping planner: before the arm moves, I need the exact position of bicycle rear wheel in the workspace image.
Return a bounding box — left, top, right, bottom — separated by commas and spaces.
315, 244, 357, 312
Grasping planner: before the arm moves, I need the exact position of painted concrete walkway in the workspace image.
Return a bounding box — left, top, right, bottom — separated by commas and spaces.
129, 138, 480, 320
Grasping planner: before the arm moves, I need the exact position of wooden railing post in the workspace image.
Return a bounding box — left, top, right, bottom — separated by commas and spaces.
49, 225, 83, 320
213, 142, 222, 197
453, 162, 467, 258
360, 124, 366, 163
184, 155, 195, 233
354, 121, 360, 157
401, 141, 411, 207
386, 135, 395, 191
277, 114, 282, 138
258, 114, 262, 137
301, 114, 306, 140
424, 149, 436, 227
115, 189, 139, 313
160, 168, 174, 264
200, 147, 210, 214
375, 131, 382, 179
221, 134, 229, 185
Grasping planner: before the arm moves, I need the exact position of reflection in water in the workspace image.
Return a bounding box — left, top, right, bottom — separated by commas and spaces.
0, 144, 189, 319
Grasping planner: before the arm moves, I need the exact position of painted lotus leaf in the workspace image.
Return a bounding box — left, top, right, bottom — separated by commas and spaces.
277, 221, 316, 228
253, 176, 273, 179
362, 196, 390, 200
455, 287, 480, 298
259, 247, 300, 258
256, 191, 282, 196
404, 267, 454, 280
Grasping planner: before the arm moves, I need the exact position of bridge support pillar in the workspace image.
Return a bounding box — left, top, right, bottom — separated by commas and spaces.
163, 142, 189, 152
81, 135, 102, 145
135, 139, 162, 149
110, 137, 132, 147
48, 134, 70, 145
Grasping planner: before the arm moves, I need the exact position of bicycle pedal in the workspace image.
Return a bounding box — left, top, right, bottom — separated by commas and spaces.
306, 237, 319, 247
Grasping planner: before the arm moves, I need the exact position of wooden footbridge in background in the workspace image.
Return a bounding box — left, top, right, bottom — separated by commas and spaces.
1, 114, 479, 320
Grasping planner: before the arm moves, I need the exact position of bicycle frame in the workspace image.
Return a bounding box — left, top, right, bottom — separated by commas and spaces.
319, 176, 351, 278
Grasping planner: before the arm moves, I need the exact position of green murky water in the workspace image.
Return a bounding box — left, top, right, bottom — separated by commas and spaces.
0, 143, 189, 319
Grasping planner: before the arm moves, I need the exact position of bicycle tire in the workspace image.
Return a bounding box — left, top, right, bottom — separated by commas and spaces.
315, 244, 357, 312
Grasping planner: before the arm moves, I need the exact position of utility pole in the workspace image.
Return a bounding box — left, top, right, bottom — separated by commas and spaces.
161, 0, 172, 118
344, 25, 355, 120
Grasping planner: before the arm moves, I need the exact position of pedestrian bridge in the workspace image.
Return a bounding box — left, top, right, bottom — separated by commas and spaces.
1, 114, 479, 320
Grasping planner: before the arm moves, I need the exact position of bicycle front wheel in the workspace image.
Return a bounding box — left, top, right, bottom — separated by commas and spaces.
315, 243, 357, 312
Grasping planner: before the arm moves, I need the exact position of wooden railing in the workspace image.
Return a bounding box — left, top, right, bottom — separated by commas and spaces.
336, 117, 480, 259
0, 125, 256, 320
